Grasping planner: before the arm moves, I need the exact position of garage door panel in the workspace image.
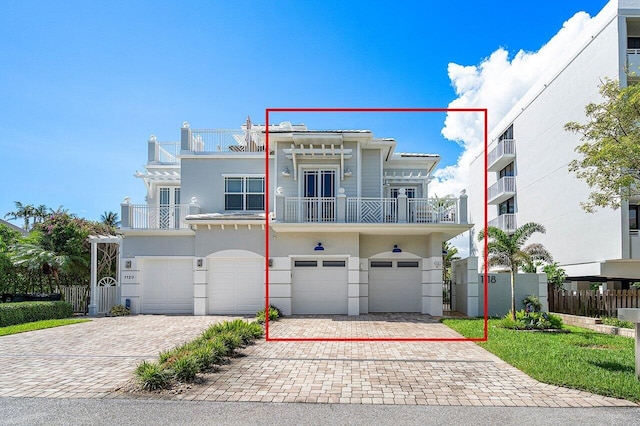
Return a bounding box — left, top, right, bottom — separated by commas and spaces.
208, 258, 264, 314
292, 265, 347, 314
141, 259, 193, 314
369, 261, 421, 313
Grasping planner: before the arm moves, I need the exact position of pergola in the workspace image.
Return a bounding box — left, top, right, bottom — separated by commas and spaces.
87, 235, 122, 316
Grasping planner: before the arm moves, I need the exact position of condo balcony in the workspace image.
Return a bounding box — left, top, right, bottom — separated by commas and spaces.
628, 49, 640, 81
488, 176, 516, 205
488, 213, 517, 234
122, 204, 191, 230
487, 139, 515, 172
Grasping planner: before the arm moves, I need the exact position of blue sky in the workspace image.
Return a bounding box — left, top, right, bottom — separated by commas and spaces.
0, 0, 607, 223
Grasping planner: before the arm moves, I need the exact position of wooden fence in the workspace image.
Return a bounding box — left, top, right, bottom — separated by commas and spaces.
549, 288, 640, 318
60, 285, 89, 314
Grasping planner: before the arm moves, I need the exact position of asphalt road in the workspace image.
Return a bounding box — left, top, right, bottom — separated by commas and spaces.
1, 398, 639, 426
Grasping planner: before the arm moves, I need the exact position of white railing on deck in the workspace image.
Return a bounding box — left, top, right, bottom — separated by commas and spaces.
488, 139, 515, 167
408, 198, 458, 223
488, 176, 516, 201
284, 197, 336, 222
346, 198, 396, 223
489, 214, 517, 233
129, 204, 190, 229
156, 141, 180, 163
190, 129, 266, 153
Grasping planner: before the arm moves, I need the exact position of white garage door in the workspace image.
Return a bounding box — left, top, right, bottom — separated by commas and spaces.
292, 259, 348, 314
208, 258, 264, 314
141, 258, 193, 314
368, 259, 421, 312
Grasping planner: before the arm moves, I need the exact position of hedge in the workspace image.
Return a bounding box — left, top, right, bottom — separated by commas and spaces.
0, 301, 74, 327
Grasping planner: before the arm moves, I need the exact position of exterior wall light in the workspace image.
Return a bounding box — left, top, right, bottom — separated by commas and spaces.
268, 258, 273, 267
125, 260, 132, 269
314, 242, 325, 251
282, 167, 291, 177
392, 244, 402, 253
196, 258, 203, 268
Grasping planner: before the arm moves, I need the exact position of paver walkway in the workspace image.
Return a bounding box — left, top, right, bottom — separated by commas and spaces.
0, 314, 636, 407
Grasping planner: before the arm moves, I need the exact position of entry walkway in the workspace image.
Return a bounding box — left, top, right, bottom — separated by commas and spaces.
0, 315, 635, 407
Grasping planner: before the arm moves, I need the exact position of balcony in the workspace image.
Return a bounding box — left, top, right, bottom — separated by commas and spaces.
631, 230, 640, 259
488, 176, 516, 205
121, 204, 191, 230
628, 49, 640, 81
487, 139, 515, 172
276, 193, 465, 224
488, 214, 517, 234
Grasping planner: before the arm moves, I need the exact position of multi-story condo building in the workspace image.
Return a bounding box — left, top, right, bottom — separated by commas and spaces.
114, 119, 471, 316
469, 0, 640, 289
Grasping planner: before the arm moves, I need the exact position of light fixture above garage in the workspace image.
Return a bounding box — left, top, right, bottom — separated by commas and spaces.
282, 166, 291, 177
392, 244, 402, 253
314, 242, 324, 251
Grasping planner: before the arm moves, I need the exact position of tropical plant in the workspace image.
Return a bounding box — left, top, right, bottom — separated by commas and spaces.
442, 241, 460, 283
478, 222, 552, 320
565, 78, 640, 212
542, 262, 567, 289
4, 201, 35, 230
100, 211, 120, 229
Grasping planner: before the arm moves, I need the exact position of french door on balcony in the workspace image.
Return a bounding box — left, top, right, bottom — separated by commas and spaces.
303, 170, 335, 222
158, 187, 181, 229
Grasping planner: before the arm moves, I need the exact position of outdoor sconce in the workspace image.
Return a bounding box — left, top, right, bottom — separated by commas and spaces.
196, 258, 203, 268
282, 167, 291, 177
314, 242, 325, 251
392, 244, 402, 253
125, 260, 132, 269
268, 258, 273, 267
344, 168, 352, 177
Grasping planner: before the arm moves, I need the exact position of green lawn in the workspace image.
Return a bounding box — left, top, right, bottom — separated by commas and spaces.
443, 318, 640, 403
0, 318, 90, 336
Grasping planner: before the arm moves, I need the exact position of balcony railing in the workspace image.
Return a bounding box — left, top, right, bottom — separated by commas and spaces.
187, 129, 268, 153
488, 214, 517, 233
125, 204, 190, 230
284, 197, 336, 223
487, 139, 515, 172
277, 194, 465, 224
488, 176, 516, 205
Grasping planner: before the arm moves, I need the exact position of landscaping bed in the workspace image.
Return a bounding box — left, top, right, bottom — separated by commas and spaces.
0, 301, 73, 327
443, 318, 640, 403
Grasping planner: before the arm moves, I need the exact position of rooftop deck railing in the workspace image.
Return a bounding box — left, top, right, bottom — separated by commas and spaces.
124, 204, 190, 230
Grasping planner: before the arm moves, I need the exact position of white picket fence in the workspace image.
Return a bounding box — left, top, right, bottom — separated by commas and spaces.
60, 285, 89, 314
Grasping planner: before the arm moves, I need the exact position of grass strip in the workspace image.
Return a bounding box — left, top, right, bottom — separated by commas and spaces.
0, 318, 90, 336
442, 318, 640, 403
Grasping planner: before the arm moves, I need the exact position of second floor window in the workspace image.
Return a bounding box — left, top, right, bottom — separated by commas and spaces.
630, 205, 639, 230
499, 163, 515, 178
225, 177, 264, 211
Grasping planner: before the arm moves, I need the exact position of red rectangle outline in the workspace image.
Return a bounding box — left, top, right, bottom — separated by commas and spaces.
264, 108, 489, 342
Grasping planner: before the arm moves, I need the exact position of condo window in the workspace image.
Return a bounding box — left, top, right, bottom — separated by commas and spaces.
499, 198, 515, 215
499, 125, 513, 141
629, 36, 640, 49
631, 205, 639, 230
390, 188, 416, 198
224, 177, 265, 211
499, 163, 514, 178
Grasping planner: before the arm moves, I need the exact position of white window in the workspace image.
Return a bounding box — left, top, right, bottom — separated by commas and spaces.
224, 177, 265, 211
390, 187, 416, 198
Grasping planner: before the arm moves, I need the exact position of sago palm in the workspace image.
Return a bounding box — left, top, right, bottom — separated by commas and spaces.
478, 222, 552, 320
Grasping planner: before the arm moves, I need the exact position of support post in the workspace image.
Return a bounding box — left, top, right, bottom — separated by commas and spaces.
88, 240, 98, 316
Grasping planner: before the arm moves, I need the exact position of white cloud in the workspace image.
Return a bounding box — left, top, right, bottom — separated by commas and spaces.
431, 11, 598, 199
433, 9, 603, 253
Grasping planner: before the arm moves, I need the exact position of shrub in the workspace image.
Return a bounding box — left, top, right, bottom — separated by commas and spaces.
108, 304, 130, 316
135, 361, 172, 390
601, 317, 635, 329
171, 356, 199, 382
214, 331, 243, 355
0, 301, 73, 327
522, 295, 542, 313
256, 305, 282, 324
209, 319, 263, 344
500, 310, 563, 330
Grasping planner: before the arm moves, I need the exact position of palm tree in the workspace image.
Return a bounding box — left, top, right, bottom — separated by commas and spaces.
442, 241, 460, 283
100, 211, 120, 229
478, 222, 552, 320
4, 201, 35, 231
32, 204, 51, 226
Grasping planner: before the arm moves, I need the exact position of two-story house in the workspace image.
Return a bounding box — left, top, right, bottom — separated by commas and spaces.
117, 119, 471, 316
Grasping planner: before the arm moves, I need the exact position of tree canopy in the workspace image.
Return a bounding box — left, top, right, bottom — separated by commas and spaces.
565, 78, 640, 212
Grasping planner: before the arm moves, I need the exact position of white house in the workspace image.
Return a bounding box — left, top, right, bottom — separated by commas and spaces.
469, 0, 640, 289
116, 119, 471, 316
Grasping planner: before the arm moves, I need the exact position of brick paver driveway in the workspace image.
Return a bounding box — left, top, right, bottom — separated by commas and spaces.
0, 314, 636, 407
